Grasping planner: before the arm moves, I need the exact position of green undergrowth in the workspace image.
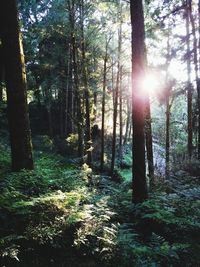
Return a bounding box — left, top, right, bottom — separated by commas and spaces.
0, 143, 200, 266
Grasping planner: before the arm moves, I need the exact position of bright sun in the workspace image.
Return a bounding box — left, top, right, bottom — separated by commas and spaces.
140, 73, 159, 95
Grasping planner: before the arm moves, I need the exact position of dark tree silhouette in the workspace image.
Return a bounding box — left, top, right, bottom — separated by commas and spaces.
130, 0, 148, 203
0, 0, 34, 171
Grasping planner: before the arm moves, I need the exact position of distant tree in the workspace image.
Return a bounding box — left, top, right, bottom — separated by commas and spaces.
0, 0, 34, 171
111, 3, 122, 178
80, 0, 92, 165
100, 37, 110, 171
185, 0, 193, 159
130, 0, 148, 203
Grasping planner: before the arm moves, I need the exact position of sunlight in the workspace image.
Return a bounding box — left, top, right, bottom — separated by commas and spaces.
140, 73, 159, 95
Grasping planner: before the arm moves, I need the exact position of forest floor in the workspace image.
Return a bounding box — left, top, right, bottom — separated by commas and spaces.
0, 134, 200, 267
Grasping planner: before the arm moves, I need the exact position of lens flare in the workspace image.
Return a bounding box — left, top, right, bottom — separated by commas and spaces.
140, 73, 159, 95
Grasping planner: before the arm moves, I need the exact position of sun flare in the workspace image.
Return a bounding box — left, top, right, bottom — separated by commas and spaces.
140, 73, 159, 95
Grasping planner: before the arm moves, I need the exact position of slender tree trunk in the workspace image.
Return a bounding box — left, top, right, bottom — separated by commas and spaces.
111, 11, 122, 178
68, 1, 84, 159
65, 46, 73, 135
145, 95, 154, 188
119, 66, 123, 165
186, 1, 193, 159
100, 39, 109, 171
130, 0, 147, 203
165, 95, 170, 178
189, 0, 200, 158
80, 0, 92, 165
123, 97, 131, 146
0, 0, 33, 171
164, 20, 173, 179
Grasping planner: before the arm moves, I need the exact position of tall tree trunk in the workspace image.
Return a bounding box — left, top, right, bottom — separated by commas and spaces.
198, 0, 200, 158
165, 24, 171, 179
186, 0, 193, 159
65, 45, 73, 135
165, 94, 170, 178
110, 10, 122, 178
0, 0, 33, 171
119, 66, 123, 165
80, 0, 92, 165
130, 0, 147, 203
100, 39, 109, 171
188, 0, 199, 158
145, 96, 154, 188
68, 1, 84, 159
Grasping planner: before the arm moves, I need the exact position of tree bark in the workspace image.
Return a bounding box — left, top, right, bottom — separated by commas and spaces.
119, 66, 123, 166
0, 0, 34, 171
165, 95, 170, 178
186, 1, 193, 159
123, 96, 131, 146
188, 0, 200, 158
130, 0, 148, 203
145, 96, 154, 188
110, 10, 122, 178
80, 0, 92, 166
65, 45, 73, 135
100, 38, 109, 171
68, 0, 84, 159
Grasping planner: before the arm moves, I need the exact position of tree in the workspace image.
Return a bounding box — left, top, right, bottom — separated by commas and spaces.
80, 0, 92, 165
111, 3, 122, 178
0, 0, 34, 171
185, 0, 193, 159
100, 37, 110, 171
145, 94, 154, 188
130, 0, 148, 203
188, 0, 199, 159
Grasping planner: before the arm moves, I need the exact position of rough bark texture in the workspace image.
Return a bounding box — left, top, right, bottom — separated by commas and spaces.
130, 0, 148, 203
0, 0, 34, 171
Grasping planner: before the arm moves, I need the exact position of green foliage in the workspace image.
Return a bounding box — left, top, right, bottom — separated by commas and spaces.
1, 136, 200, 266
0, 143, 10, 172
